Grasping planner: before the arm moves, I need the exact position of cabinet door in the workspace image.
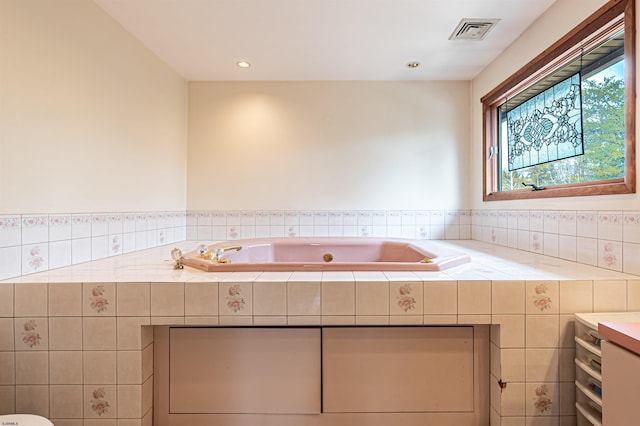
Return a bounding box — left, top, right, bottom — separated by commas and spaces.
601, 340, 640, 425
323, 326, 474, 413
169, 327, 321, 414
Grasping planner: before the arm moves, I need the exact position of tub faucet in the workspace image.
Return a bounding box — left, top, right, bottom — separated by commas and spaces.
171, 248, 184, 269
212, 245, 242, 263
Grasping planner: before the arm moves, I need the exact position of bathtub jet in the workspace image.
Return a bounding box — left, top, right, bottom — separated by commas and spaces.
179, 237, 470, 272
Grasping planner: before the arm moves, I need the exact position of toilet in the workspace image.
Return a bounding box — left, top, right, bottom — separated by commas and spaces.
0, 415, 54, 426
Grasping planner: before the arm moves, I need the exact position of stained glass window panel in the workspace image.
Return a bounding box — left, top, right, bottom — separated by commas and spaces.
506, 73, 583, 171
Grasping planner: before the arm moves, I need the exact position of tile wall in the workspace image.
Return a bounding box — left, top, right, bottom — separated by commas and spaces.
186, 210, 472, 241
5, 208, 640, 282
0, 212, 187, 281
0, 281, 154, 424
2, 276, 640, 424
0, 209, 473, 281
471, 210, 640, 276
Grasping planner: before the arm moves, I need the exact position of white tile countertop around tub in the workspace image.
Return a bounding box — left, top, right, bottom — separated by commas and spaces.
1, 239, 637, 284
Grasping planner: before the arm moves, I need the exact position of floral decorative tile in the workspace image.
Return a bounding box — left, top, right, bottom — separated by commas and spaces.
557, 211, 576, 236
532, 384, 552, 414
396, 284, 416, 312
110, 234, 122, 255
49, 215, 72, 242
287, 226, 298, 237
576, 211, 597, 238
529, 211, 544, 232
22, 215, 48, 245
72, 214, 92, 238
299, 211, 314, 225
91, 214, 109, 237
220, 282, 252, 315
517, 211, 530, 230
88, 386, 113, 417
22, 244, 47, 274
543, 211, 558, 234
430, 210, 445, 225
390, 282, 423, 315
0, 216, 21, 248
20, 319, 42, 348
255, 210, 270, 225
135, 214, 148, 231
598, 211, 622, 241
530, 232, 543, 253
89, 284, 110, 314
526, 281, 558, 314
598, 240, 622, 271
623, 212, 640, 243
123, 213, 137, 232
328, 211, 344, 225
284, 211, 300, 225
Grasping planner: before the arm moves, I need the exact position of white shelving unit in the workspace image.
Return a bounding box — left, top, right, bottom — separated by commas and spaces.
574, 312, 640, 426
574, 313, 604, 426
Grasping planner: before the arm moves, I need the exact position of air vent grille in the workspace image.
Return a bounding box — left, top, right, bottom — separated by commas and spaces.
449, 18, 500, 41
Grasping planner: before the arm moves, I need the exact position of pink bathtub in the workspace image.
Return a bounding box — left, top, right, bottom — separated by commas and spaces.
179, 237, 470, 272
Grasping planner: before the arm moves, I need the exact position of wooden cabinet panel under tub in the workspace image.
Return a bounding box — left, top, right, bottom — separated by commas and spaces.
168, 327, 321, 414
154, 325, 489, 426
322, 326, 474, 413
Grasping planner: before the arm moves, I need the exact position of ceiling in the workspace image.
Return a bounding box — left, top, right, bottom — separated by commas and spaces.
93, 0, 558, 81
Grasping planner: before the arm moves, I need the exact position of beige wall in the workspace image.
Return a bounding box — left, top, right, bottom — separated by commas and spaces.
0, 0, 188, 215
187, 81, 471, 211
471, 0, 640, 210
10, 0, 628, 216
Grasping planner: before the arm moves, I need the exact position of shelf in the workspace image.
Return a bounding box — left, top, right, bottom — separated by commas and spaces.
575, 358, 602, 382
575, 312, 640, 330
574, 312, 640, 426
576, 401, 603, 426
576, 380, 602, 407
575, 336, 602, 357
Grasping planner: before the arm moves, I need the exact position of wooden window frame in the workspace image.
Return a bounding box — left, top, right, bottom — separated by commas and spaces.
481, 0, 636, 201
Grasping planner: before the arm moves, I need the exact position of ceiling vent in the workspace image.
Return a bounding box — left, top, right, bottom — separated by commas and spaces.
449, 18, 500, 41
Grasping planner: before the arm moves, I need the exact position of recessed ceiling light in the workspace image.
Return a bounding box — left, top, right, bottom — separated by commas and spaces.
237, 61, 251, 68
406, 62, 420, 68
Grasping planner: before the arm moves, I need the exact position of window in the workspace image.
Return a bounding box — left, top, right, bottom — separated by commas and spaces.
481, 0, 635, 201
